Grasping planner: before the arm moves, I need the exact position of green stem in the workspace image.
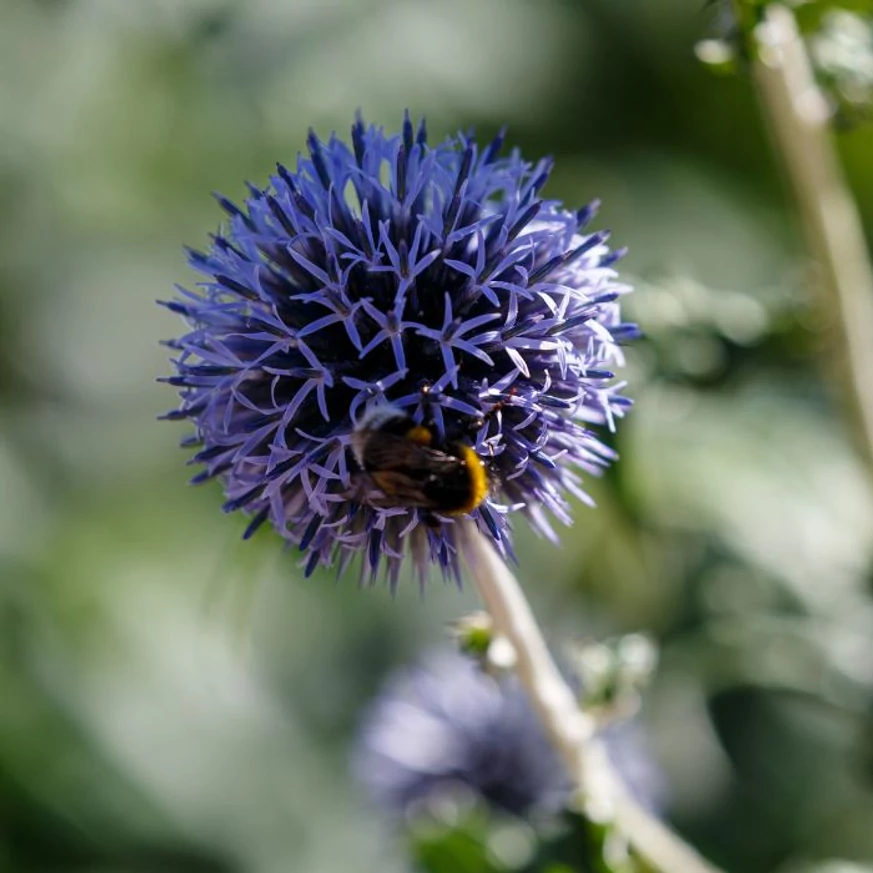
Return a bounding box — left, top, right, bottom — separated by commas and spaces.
752, 3, 873, 474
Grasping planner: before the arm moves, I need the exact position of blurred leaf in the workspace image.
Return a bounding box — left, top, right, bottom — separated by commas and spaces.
411, 812, 498, 873
522, 813, 640, 873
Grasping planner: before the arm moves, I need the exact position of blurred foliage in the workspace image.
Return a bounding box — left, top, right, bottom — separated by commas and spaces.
811, 9, 873, 125
700, 1, 873, 125
411, 810, 640, 873
2, 0, 873, 871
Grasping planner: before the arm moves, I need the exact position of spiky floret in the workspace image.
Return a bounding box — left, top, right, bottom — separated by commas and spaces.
160, 113, 637, 587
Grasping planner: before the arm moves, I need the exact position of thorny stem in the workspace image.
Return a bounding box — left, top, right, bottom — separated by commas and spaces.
458, 522, 724, 873
752, 4, 873, 474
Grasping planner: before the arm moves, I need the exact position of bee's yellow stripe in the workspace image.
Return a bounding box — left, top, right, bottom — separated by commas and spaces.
448, 444, 489, 515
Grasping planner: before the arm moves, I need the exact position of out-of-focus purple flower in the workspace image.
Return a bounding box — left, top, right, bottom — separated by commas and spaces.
353, 651, 664, 820
353, 652, 570, 818
160, 113, 635, 585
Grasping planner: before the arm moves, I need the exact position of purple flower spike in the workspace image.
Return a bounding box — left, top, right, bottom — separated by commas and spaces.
160, 113, 636, 586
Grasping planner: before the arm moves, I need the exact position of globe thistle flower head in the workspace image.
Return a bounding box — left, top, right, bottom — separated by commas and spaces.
161, 113, 637, 586
353, 651, 665, 822
353, 652, 571, 819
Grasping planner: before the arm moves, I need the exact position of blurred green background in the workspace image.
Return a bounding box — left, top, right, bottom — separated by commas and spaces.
2, 1, 873, 871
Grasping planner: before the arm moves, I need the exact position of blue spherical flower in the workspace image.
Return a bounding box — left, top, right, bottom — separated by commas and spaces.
353, 651, 664, 820
161, 113, 636, 585
353, 652, 571, 818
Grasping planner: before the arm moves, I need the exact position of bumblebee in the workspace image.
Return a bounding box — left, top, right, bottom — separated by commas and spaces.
351, 406, 489, 517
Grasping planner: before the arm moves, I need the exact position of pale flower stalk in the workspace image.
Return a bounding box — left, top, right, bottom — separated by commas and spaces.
752, 4, 873, 474
458, 521, 725, 873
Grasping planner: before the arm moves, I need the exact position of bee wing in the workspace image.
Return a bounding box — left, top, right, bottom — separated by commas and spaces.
357, 431, 436, 472
370, 471, 433, 506
358, 432, 464, 509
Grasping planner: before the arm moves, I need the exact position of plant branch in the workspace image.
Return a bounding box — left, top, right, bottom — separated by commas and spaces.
752, 3, 873, 474
458, 522, 724, 873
